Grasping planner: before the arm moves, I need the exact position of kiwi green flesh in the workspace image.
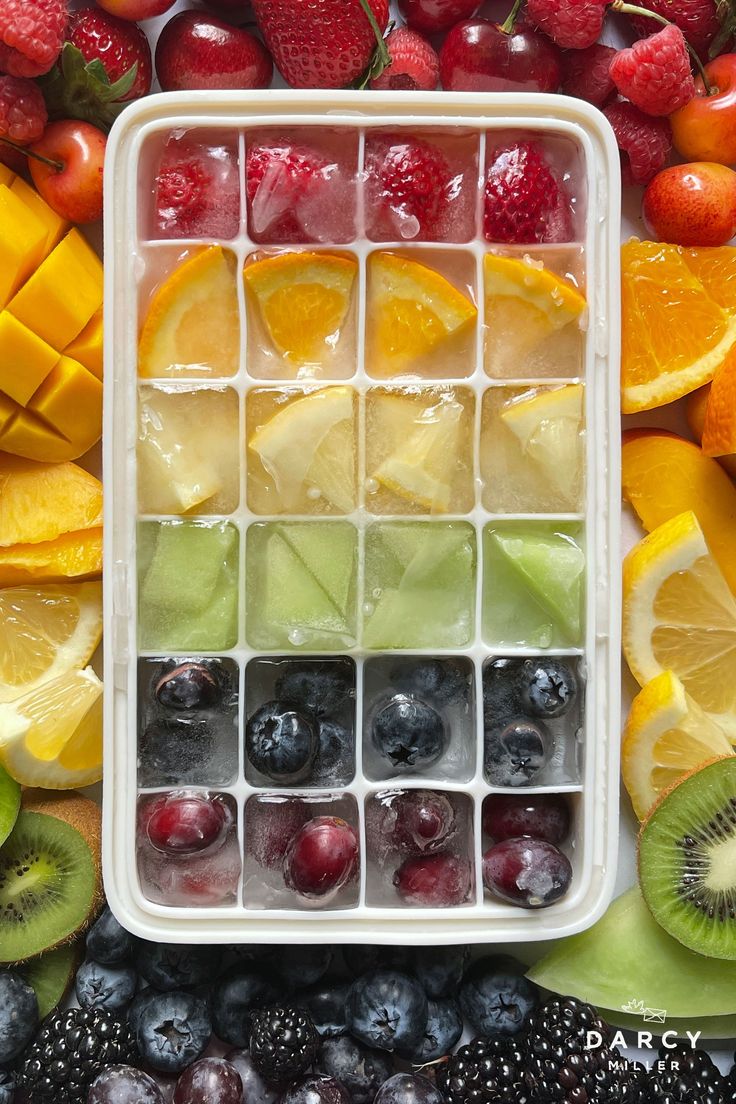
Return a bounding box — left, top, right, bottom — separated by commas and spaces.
14, 943, 81, 1018
0, 764, 20, 847
528, 886, 736, 1018
639, 757, 736, 961
0, 810, 97, 964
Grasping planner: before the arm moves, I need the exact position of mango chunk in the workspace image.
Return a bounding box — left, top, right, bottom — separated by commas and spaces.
0, 311, 58, 405
0, 166, 14, 187
64, 309, 103, 380
28, 356, 102, 450
0, 410, 73, 463
0, 526, 103, 586
0, 185, 48, 309
10, 176, 69, 258
0, 393, 15, 434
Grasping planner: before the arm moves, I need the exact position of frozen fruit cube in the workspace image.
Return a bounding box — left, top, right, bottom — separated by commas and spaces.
152, 133, 240, 240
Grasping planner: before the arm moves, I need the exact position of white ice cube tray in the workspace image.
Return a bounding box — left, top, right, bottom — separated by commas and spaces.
103, 91, 621, 944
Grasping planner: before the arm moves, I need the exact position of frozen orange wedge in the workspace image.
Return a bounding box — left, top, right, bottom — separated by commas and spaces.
139, 246, 240, 378
0, 454, 102, 547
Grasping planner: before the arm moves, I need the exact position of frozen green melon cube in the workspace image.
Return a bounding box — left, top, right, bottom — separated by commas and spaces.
363, 522, 476, 649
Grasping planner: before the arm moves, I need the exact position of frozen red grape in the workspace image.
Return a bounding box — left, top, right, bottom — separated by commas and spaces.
283, 816, 359, 900
483, 793, 570, 845
390, 790, 457, 854
482, 838, 572, 908
394, 852, 473, 907
144, 792, 230, 855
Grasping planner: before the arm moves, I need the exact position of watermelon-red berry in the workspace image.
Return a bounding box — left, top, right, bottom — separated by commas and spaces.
603, 101, 672, 185
609, 23, 696, 115
370, 27, 439, 91
525, 0, 608, 49
0, 0, 68, 78
561, 43, 617, 107
0, 74, 47, 144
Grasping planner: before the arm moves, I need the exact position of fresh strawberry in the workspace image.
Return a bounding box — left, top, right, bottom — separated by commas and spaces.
603, 101, 672, 185
365, 133, 453, 240
0, 74, 47, 144
251, 0, 390, 88
626, 0, 725, 58
370, 27, 439, 91
484, 141, 573, 244
67, 7, 152, 101
246, 139, 332, 242
0, 0, 68, 78
526, 0, 608, 49
610, 23, 695, 115
561, 43, 617, 106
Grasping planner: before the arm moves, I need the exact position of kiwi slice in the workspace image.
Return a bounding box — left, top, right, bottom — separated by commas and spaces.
639, 756, 736, 961
0, 763, 20, 846
0, 810, 98, 964
15, 943, 81, 1018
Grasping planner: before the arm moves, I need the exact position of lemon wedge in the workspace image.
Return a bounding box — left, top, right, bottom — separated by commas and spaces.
500, 383, 584, 507
374, 395, 464, 512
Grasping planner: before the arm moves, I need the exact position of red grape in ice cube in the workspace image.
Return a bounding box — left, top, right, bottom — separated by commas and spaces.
283, 816, 358, 900
390, 790, 457, 854
174, 1058, 242, 1104
394, 852, 472, 907
144, 793, 231, 856
247, 797, 309, 870
139, 831, 241, 907
483, 838, 572, 908
439, 19, 562, 94
483, 793, 570, 845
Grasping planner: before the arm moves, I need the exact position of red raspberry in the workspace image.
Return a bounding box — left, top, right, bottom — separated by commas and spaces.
627, 0, 723, 59
526, 0, 608, 48
370, 27, 439, 91
366, 133, 452, 239
561, 43, 617, 107
609, 24, 695, 116
484, 141, 573, 245
0, 0, 68, 78
603, 101, 672, 185
246, 140, 331, 242
0, 74, 47, 144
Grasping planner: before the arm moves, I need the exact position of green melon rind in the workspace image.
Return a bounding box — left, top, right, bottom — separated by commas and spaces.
603, 1009, 736, 1041
0, 763, 20, 846
15, 942, 81, 1018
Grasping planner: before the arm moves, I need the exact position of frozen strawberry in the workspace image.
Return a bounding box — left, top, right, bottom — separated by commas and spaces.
154, 135, 240, 239
365, 133, 453, 241
610, 24, 696, 116
561, 43, 617, 107
0, 74, 47, 144
526, 0, 608, 49
484, 141, 573, 244
603, 101, 672, 185
246, 139, 332, 243
0, 0, 68, 78
370, 27, 439, 91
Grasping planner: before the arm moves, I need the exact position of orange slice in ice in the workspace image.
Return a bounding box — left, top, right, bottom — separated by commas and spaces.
138, 246, 240, 378
244, 252, 357, 366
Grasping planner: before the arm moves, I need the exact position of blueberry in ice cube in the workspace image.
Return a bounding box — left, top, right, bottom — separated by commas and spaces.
280, 1074, 351, 1104
136, 990, 211, 1073
155, 660, 222, 711
408, 999, 463, 1063
459, 955, 539, 1036
374, 1073, 444, 1104
138, 941, 221, 992
482, 657, 523, 728
75, 959, 137, 1012
347, 970, 428, 1054
299, 981, 351, 1037
86, 905, 137, 965
210, 967, 279, 1048
275, 661, 353, 718
411, 945, 469, 999
313, 718, 352, 784
484, 719, 551, 786
138, 717, 213, 786
317, 1036, 394, 1104
388, 658, 469, 709
517, 657, 578, 718
371, 695, 446, 772
0, 972, 38, 1064
246, 701, 318, 782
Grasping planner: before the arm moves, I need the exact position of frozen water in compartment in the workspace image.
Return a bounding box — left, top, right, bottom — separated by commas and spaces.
136, 790, 241, 908
482, 656, 583, 787
246, 386, 358, 516
243, 792, 360, 910
482, 130, 586, 246
137, 657, 239, 787
364, 386, 475, 516
483, 246, 586, 380
137, 245, 240, 379
480, 384, 585, 514
138, 385, 240, 515
244, 250, 358, 381
244, 128, 359, 245
137, 520, 239, 651
365, 249, 478, 380
245, 521, 358, 650
362, 522, 476, 650
365, 790, 475, 908
141, 128, 240, 241
362, 656, 475, 783
244, 656, 356, 787
364, 129, 479, 244
482, 521, 585, 649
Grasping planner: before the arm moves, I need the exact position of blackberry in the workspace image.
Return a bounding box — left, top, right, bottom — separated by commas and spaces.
20, 1007, 138, 1104
436, 1035, 535, 1104
649, 1045, 730, 1104
250, 1006, 319, 1085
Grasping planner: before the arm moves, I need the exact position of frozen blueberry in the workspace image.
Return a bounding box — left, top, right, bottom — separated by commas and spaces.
246, 701, 318, 782
409, 999, 463, 1063
155, 661, 222, 711
138, 942, 221, 991
210, 967, 279, 1048
275, 662, 354, 718
136, 990, 211, 1073
317, 1036, 394, 1104
484, 720, 551, 786
459, 955, 539, 1036
347, 970, 428, 1054
482, 658, 523, 727
313, 719, 353, 784
280, 1074, 351, 1104
388, 659, 469, 708
299, 981, 351, 1037
275, 946, 334, 989
411, 946, 469, 999
518, 658, 578, 718
0, 1070, 15, 1104
371, 696, 446, 772
86, 906, 137, 965
75, 959, 137, 1011
374, 1074, 444, 1104
139, 718, 213, 786
0, 971, 38, 1064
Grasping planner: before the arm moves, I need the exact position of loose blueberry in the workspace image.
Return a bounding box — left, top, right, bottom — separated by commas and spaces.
0, 1071, 14, 1104
482, 838, 573, 908
346, 970, 428, 1054
518, 657, 578, 718
482, 658, 523, 727
138, 942, 222, 991
313, 718, 353, 784
275, 946, 334, 989
173, 1058, 243, 1104
299, 981, 351, 1037
317, 1036, 394, 1104
274, 661, 353, 717
155, 661, 222, 711
459, 955, 539, 1036
136, 990, 212, 1073
128, 989, 157, 1037
246, 701, 318, 783
388, 658, 469, 708
86, 906, 137, 965
371, 695, 446, 772
393, 853, 473, 908
283, 817, 359, 900
411, 945, 469, 999
145, 792, 231, 855
279, 1074, 352, 1104
484, 719, 551, 786
483, 793, 570, 844
210, 967, 279, 1048
0, 972, 38, 1064
224, 1049, 279, 1104
75, 959, 137, 1012
340, 945, 408, 978
139, 718, 214, 786
89, 1066, 164, 1104
409, 999, 463, 1062
374, 1073, 444, 1104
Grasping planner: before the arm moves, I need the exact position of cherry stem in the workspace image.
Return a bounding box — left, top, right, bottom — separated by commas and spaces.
611, 0, 715, 94
0, 136, 64, 172
501, 0, 525, 34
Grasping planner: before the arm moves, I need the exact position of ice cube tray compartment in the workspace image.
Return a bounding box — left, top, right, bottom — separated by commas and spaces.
105, 92, 620, 943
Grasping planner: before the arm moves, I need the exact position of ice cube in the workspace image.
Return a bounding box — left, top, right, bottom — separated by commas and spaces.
150, 131, 240, 240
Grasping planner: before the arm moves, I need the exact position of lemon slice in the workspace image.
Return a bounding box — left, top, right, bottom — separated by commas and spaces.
500, 384, 584, 507
368, 253, 477, 372
623, 510, 736, 740
249, 387, 356, 512
374, 395, 464, 512
0, 582, 102, 703
0, 666, 103, 787
244, 252, 357, 365
623, 670, 733, 820
139, 246, 240, 378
